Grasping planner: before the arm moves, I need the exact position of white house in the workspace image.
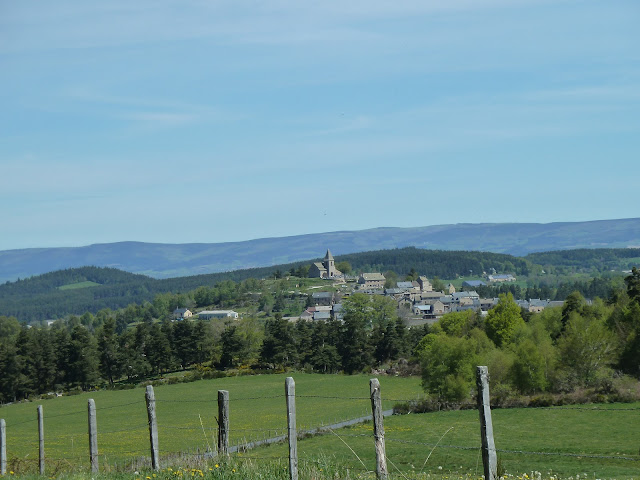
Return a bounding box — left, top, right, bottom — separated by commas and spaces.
173, 308, 193, 320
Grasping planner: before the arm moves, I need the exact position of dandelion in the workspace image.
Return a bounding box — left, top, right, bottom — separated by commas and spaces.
215, 464, 219, 468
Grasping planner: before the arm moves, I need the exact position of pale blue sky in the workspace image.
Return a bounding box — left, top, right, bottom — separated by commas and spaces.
1, 0, 639, 251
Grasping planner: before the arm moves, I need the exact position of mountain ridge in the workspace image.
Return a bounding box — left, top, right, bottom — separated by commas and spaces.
1, 218, 639, 283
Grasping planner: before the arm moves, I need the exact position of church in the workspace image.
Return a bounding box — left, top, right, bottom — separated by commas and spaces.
308, 249, 342, 279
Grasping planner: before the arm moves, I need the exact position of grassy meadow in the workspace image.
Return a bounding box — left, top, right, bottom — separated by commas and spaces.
1, 374, 639, 478
250, 402, 640, 479
0, 374, 422, 472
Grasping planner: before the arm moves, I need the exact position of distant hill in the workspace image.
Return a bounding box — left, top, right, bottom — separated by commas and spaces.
2, 247, 639, 323
1, 218, 639, 283
1, 249, 530, 322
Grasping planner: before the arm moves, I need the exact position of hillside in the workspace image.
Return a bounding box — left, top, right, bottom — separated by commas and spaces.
1, 247, 638, 323
1, 218, 639, 283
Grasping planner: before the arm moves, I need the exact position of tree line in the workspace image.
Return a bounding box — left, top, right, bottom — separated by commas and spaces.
417, 267, 640, 403
1, 267, 639, 404
0, 294, 427, 402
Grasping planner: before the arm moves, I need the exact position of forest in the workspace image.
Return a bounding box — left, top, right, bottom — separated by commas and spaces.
1, 267, 639, 406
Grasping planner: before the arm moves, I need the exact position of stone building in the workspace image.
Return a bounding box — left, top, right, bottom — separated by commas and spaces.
308, 249, 342, 279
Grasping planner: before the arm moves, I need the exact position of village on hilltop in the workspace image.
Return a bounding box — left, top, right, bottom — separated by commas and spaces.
175, 249, 563, 326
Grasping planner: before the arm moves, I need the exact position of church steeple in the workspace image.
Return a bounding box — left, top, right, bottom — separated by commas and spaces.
324, 249, 335, 277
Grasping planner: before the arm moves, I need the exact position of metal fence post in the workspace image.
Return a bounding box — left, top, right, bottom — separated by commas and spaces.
285, 377, 298, 480
476, 366, 497, 480
145, 385, 160, 470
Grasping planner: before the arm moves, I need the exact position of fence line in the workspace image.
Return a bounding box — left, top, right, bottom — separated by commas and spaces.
100, 424, 149, 434
1, 371, 638, 477
95, 401, 142, 410
494, 448, 639, 462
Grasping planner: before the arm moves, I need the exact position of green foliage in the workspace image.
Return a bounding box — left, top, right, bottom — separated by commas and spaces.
485, 293, 524, 347
561, 291, 585, 328
557, 313, 616, 386
0, 315, 21, 343
431, 276, 445, 292
339, 294, 374, 373
438, 310, 476, 337
510, 338, 549, 393
417, 333, 478, 402
526, 247, 640, 273
260, 314, 297, 367
625, 266, 640, 303
335, 260, 351, 274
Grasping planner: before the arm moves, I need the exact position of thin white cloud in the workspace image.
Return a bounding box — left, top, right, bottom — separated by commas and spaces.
522, 85, 640, 102
122, 112, 197, 129
0, 0, 570, 54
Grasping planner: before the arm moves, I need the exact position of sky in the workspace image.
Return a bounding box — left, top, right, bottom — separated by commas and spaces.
1, 0, 639, 251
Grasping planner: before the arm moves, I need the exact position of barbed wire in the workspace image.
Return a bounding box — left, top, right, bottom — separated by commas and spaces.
4, 419, 34, 427
156, 399, 216, 404
233, 428, 286, 433
386, 438, 479, 451
45, 454, 87, 461
100, 448, 149, 456
163, 425, 201, 431
322, 432, 371, 438
535, 405, 640, 412
297, 395, 371, 401
96, 401, 143, 410
230, 395, 283, 401
46, 409, 86, 419
495, 447, 639, 462
229, 454, 288, 461
100, 423, 150, 434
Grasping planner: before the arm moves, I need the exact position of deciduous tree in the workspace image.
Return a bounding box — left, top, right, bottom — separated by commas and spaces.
485, 293, 524, 347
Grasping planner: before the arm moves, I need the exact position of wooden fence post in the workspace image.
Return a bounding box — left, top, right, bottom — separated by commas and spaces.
88, 399, 98, 472
37, 405, 44, 475
370, 378, 388, 480
0, 418, 6, 476
285, 377, 298, 480
145, 385, 160, 470
218, 390, 229, 456
476, 366, 497, 480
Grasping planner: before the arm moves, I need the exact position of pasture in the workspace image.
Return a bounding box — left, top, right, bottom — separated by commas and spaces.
1, 374, 639, 479
0, 374, 422, 470
251, 402, 640, 479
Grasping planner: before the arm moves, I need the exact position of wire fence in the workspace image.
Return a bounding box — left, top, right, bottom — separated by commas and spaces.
0, 373, 638, 478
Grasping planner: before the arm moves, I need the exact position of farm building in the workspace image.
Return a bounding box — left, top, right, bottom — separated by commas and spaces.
198, 310, 239, 320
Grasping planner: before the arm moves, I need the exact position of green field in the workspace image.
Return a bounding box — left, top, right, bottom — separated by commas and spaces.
0, 374, 422, 472
57, 281, 102, 290
251, 403, 640, 479
1, 375, 639, 478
